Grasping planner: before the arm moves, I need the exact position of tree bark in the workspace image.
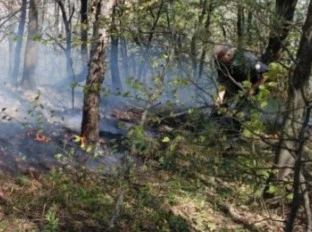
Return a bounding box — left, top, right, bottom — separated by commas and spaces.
80, 0, 88, 65
275, 0, 312, 182
56, 0, 75, 82
273, 0, 312, 230
236, 4, 244, 48
21, 0, 39, 90
11, 0, 27, 85
137, 0, 164, 82
81, 0, 116, 143
110, 3, 122, 91
261, 0, 298, 64
246, 11, 252, 46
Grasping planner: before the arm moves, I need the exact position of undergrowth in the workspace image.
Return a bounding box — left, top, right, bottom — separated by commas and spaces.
0, 111, 290, 232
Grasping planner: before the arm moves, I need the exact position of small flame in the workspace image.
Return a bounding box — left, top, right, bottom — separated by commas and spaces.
71, 134, 87, 148
34, 134, 51, 143
80, 136, 87, 149
27, 130, 51, 143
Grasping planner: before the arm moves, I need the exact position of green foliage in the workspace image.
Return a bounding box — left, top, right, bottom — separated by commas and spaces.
33, 33, 42, 42
265, 62, 289, 99
43, 205, 59, 232
125, 125, 160, 157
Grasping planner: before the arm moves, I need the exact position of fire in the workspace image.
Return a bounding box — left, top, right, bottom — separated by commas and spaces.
27, 130, 51, 143
34, 133, 51, 143
80, 136, 87, 149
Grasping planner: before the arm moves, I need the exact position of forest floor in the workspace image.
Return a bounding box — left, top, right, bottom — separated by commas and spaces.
0, 84, 307, 231
0, 134, 291, 231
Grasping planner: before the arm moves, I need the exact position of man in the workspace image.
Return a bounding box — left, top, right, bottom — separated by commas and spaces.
213, 44, 269, 107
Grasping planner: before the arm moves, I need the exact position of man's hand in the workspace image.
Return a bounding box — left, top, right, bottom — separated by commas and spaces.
249, 76, 267, 96
214, 90, 226, 107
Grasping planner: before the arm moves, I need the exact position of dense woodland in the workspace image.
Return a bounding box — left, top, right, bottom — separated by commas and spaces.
0, 0, 311, 231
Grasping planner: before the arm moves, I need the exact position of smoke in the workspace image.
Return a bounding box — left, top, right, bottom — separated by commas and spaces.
0, 12, 218, 173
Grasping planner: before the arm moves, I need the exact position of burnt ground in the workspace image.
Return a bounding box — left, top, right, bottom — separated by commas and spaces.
0, 83, 130, 175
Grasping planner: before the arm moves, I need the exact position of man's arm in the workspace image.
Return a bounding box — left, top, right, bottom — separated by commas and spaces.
249, 75, 267, 96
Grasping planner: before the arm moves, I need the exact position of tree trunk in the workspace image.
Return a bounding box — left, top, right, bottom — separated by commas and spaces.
81, 0, 116, 143
56, 0, 74, 82
21, 0, 39, 90
261, 0, 298, 64
110, 3, 122, 91
274, 0, 312, 229
137, 0, 164, 82
120, 35, 129, 78
11, 0, 27, 85
80, 0, 88, 66
236, 4, 244, 48
246, 11, 253, 46
191, 0, 210, 81
275, 0, 312, 182
198, 0, 213, 80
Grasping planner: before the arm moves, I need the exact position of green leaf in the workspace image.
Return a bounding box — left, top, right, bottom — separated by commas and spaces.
242, 80, 252, 89
243, 129, 252, 138
267, 185, 277, 194
72, 135, 81, 143
33, 34, 42, 42
206, 222, 216, 231
286, 193, 293, 200
260, 101, 268, 108
86, 145, 93, 153
162, 136, 170, 143
268, 81, 277, 87
55, 153, 63, 160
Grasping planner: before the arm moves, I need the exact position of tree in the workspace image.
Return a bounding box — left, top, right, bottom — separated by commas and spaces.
261, 0, 298, 64
80, 0, 89, 67
56, 0, 75, 83
11, 0, 27, 85
21, 0, 40, 90
110, 2, 122, 91
81, 0, 117, 143
272, 0, 312, 230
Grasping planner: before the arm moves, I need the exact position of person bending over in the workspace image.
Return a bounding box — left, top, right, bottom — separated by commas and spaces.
213, 44, 269, 107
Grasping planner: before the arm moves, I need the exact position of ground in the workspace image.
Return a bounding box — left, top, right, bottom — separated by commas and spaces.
0, 83, 306, 231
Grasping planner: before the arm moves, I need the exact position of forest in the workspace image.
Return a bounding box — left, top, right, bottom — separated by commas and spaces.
0, 0, 311, 231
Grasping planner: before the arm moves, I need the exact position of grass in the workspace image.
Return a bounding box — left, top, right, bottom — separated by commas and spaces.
0, 117, 294, 231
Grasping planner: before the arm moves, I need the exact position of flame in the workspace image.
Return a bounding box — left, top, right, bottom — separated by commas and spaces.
27, 130, 51, 143
34, 134, 51, 143
80, 136, 87, 149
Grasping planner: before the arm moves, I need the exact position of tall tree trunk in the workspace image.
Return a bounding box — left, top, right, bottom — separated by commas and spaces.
246, 11, 253, 46
275, 0, 312, 182
190, 34, 198, 81
190, 0, 205, 82
236, 4, 244, 48
56, 0, 74, 82
274, 0, 312, 229
110, 3, 122, 91
81, 0, 116, 143
8, 0, 15, 79
21, 0, 39, 90
137, 0, 164, 82
120, 35, 129, 78
198, 0, 213, 80
261, 0, 298, 64
40, 0, 45, 30
80, 0, 88, 66
11, 0, 27, 85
